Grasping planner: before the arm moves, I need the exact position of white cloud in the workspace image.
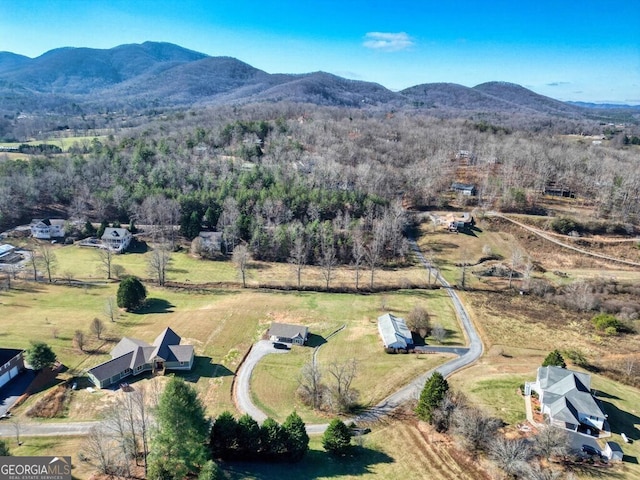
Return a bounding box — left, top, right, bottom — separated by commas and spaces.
363, 32, 413, 52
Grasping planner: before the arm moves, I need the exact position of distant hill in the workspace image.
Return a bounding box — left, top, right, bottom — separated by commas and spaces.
0, 41, 638, 124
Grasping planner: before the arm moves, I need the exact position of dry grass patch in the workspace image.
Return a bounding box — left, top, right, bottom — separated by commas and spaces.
11, 436, 96, 480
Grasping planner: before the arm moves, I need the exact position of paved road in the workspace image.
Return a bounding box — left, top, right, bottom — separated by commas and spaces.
4, 240, 483, 438
234, 340, 291, 423
234, 239, 484, 434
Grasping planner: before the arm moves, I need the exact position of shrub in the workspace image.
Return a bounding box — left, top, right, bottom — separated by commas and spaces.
542, 350, 566, 368
322, 419, 352, 454
591, 313, 624, 333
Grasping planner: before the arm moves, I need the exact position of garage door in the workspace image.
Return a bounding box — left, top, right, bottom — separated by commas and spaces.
0, 371, 10, 389
9, 366, 18, 379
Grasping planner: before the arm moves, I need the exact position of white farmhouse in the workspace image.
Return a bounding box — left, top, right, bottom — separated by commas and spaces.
101, 227, 133, 253
30, 219, 66, 239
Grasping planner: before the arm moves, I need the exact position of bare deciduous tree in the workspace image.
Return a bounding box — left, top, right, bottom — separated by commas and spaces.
288, 225, 307, 289
74, 330, 85, 352
319, 223, 337, 289
39, 245, 57, 283
431, 324, 447, 343
326, 359, 359, 413
451, 406, 501, 454
364, 229, 383, 289
98, 247, 114, 280
352, 225, 366, 290
232, 244, 251, 288
104, 297, 118, 322
297, 360, 323, 409
147, 244, 172, 286
90, 317, 105, 340
489, 436, 532, 478
533, 424, 570, 461
406, 306, 430, 338
509, 248, 523, 289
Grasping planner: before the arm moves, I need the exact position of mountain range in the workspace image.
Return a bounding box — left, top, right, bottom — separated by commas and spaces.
0, 41, 637, 123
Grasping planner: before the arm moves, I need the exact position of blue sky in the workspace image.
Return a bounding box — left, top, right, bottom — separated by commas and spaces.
2, 0, 639, 103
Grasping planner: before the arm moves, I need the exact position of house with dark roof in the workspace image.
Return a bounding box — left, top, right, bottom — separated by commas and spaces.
268, 323, 309, 346
378, 313, 413, 350
527, 366, 606, 432
87, 327, 194, 388
0, 348, 25, 389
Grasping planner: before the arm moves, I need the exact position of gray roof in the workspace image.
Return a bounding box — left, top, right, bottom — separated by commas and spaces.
378, 313, 413, 348
101, 227, 131, 240
88, 327, 194, 383
88, 352, 134, 382
538, 366, 604, 421
269, 322, 309, 340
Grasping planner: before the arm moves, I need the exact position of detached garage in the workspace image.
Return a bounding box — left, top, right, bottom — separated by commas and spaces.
0, 348, 25, 389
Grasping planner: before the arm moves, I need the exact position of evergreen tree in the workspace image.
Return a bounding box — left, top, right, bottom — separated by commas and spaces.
147, 378, 209, 480
84, 220, 96, 237
322, 418, 352, 454
260, 418, 288, 460
25, 341, 56, 371
542, 350, 566, 368
197, 460, 220, 480
416, 371, 449, 423
282, 411, 309, 461
97, 220, 109, 238
210, 411, 239, 460
116, 276, 146, 311
0, 439, 11, 456
237, 413, 261, 460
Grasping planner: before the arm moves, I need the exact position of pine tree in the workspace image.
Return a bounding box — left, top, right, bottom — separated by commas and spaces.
25, 341, 56, 371
210, 411, 239, 460
322, 418, 352, 454
237, 414, 261, 460
542, 350, 566, 368
147, 378, 209, 480
282, 411, 309, 461
416, 371, 449, 423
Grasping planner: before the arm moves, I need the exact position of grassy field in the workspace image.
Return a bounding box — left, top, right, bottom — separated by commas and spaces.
0, 136, 107, 152
223, 418, 490, 480
250, 288, 463, 423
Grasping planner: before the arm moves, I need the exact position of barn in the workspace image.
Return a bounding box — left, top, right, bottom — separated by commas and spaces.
378, 313, 413, 350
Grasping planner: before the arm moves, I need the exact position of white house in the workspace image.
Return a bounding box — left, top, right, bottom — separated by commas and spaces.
101, 227, 133, 253
527, 366, 606, 432
378, 313, 414, 350
31, 219, 66, 239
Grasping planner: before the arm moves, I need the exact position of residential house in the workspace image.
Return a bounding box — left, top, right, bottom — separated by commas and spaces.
87, 327, 194, 388
268, 323, 309, 346
31, 219, 66, 239
527, 366, 606, 432
0, 348, 25, 389
378, 313, 414, 350
101, 227, 133, 253
0, 244, 20, 264
450, 183, 477, 196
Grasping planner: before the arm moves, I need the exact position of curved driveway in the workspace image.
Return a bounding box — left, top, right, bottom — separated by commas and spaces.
0, 240, 483, 438
235, 239, 484, 434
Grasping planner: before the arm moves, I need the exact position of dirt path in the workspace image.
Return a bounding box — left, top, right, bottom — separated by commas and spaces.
491, 212, 640, 268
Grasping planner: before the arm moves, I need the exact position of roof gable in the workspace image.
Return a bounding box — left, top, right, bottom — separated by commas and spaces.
269, 322, 309, 340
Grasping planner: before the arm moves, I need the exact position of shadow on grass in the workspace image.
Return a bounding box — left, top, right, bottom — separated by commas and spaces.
593, 390, 619, 400
306, 334, 326, 348
179, 357, 234, 383
223, 446, 393, 480
136, 298, 174, 314
600, 399, 640, 441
